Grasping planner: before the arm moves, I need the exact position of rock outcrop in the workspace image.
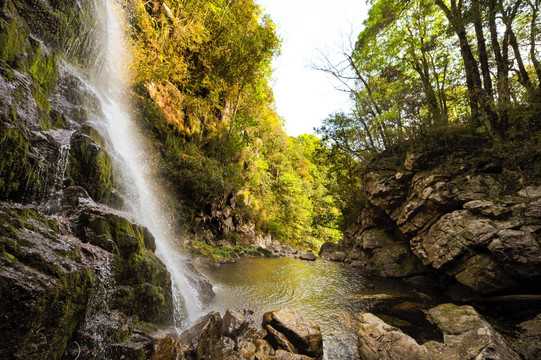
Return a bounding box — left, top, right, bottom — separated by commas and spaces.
321, 147, 541, 295
1, 0, 179, 357
357, 303, 524, 360
0, 188, 174, 359
153, 308, 323, 360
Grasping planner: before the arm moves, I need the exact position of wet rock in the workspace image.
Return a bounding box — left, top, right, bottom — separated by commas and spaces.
178, 311, 222, 359
424, 303, 521, 360
299, 252, 316, 261
356, 312, 431, 360
152, 336, 185, 360
263, 308, 323, 360
514, 314, 541, 360
318, 242, 338, 259
65, 127, 116, 205
328, 251, 346, 262
0, 204, 94, 360
274, 350, 314, 360
222, 309, 248, 339
266, 323, 299, 353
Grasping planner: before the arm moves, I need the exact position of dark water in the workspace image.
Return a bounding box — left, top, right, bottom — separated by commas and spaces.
200, 257, 441, 360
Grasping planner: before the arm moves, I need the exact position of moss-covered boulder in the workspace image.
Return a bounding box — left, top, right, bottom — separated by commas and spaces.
65, 127, 118, 206
70, 196, 173, 324
0, 125, 33, 199
0, 204, 94, 360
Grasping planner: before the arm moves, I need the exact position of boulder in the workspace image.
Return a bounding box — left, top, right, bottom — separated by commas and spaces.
318, 242, 338, 258
514, 314, 541, 360
178, 311, 222, 359
222, 309, 248, 339
299, 252, 316, 261
263, 309, 323, 359
274, 350, 314, 360
152, 336, 185, 360
424, 303, 521, 360
357, 313, 431, 360
329, 251, 346, 262
266, 323, 298, 353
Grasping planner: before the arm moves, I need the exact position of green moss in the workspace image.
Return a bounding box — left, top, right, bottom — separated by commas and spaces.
188, 240, 273, 263
78, 211, 172, 323
0, 125, 32, 200
27, 43, 57, 119
0, 206, 94, 359
66, 131, 114, 203
246, 246, 272, 257
1, 251, 16, 260
28, 44, 57, 92
0, 18, 27, 63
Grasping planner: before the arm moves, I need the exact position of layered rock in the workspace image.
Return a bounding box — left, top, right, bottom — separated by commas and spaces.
0, 187, 175, 359
321, 147, 541, 295
262, 309, 323, 360
357, 303, 523, 360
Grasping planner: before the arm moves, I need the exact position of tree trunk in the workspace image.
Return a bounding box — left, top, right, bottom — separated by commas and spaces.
436, 0, 498, 138
488, 2, 510, 127
472, 0, 493, 96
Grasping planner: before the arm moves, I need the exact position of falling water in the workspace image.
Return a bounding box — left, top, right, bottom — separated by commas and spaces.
50, 130, 74, 194
83, 0, 205, 326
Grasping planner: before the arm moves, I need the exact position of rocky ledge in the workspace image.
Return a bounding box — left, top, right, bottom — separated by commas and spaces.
357, 303, 541, 360
153, 308, 323, 360
321, 149, 541, 296
0, 187, 176, 359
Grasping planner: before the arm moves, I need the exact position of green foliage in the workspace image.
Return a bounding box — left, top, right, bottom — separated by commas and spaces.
129, 0, 343, 250
188, 240, 270, 263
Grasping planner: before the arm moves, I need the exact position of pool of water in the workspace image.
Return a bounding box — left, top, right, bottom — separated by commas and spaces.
199, 257, 442, 359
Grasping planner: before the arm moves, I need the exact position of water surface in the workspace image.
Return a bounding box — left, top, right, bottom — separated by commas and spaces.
200, 257, 441, 359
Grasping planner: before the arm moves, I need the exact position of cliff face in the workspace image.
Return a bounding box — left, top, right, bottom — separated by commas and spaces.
321, 142, 541, 296
0, 0, 176, 358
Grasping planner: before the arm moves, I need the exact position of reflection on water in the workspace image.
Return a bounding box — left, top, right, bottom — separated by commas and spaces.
200, 257, 440, 360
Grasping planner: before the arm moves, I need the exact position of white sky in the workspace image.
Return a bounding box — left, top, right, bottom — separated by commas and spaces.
256, 0, 369, 137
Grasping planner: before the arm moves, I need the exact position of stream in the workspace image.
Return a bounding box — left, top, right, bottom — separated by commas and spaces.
199, 257, 443, 359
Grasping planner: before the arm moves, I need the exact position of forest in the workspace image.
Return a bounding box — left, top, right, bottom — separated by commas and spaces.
128, 0, 541, 253
2, 0, 541, 358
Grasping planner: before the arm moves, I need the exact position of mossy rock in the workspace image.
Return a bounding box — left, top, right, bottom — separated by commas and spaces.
0, 125, 33, 200
65, 128, 115, 204
73, 205, 173, 324
0, 14, 28, 64
0, 205, 93, 360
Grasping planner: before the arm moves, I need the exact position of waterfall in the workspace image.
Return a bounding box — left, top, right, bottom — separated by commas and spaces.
82, 0, 205, 326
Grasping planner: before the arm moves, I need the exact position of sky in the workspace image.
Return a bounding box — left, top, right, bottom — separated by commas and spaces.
256, 0, 369, 137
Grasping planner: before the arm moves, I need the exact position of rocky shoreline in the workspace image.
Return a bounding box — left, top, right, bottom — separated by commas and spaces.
147, 302, 540, 360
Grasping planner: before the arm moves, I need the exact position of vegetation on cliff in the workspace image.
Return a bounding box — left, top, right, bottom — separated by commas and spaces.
128, 0, 342, 251
317, 0, 541, 229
